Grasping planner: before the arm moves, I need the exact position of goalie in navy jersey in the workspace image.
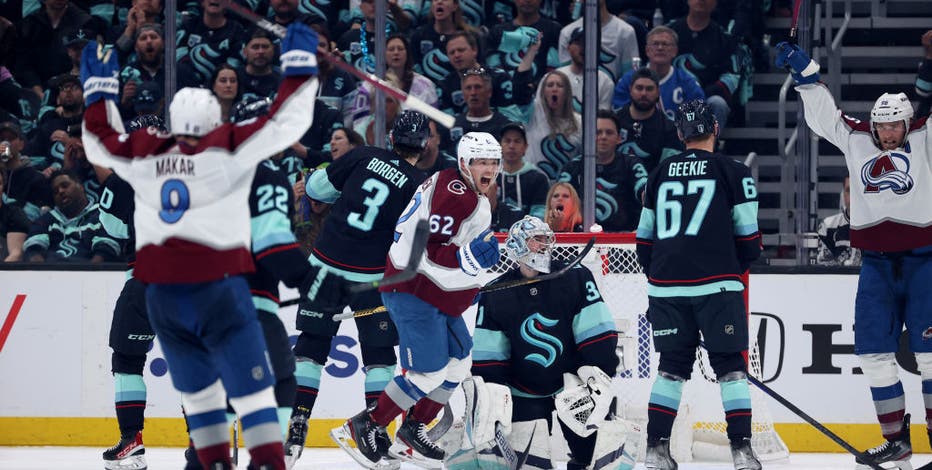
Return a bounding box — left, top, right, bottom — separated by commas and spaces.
333, 132, 503, 469
82, 22, 320, 469
284, 110, 429, 468
635, 99, 762, 470
454, 215, 638, 470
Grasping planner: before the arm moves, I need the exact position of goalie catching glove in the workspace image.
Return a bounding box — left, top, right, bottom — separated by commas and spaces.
555, 366, 614, 437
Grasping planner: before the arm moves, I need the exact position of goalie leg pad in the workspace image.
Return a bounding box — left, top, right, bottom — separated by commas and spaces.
510, 419, 552, 470
463, 376, 513, 446
589, 416, 641, 470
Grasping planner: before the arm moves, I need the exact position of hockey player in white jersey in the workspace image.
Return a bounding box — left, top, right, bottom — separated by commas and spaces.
82, 22, 320, 470
777, 41, 932, 470
332, 132, 503, 469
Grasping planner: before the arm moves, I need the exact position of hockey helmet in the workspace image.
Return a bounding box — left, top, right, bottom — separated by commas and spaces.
457, 131, 502, 190
870, 92, 912, 147
169, 87, 222, 137
125, 114, 166, 133
674, 99, 717, 142
505, 215, 555, 274
231, 96, 273, 123
390, 110, 430, 151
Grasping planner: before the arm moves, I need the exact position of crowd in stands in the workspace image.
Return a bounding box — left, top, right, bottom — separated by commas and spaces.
0, 0, 928, 264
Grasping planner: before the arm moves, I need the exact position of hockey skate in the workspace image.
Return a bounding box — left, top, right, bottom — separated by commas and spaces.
103, 431, 147, 470
857, 414, 913, 470
387, 414, 445, 469
730, 437, 762, 470
645, 437, 678, 470
284, 412, 309, 469
331, 409, 391, 470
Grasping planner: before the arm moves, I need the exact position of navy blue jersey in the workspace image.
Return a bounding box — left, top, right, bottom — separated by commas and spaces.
23, 203, 119, 262
246, 160, 310, 313
559, 154, 648, 232
437, 66, 533, 121
305, 146, 426, 279
616, 106, 684, 175
473, 262, 618, 397
98, 173, 136, 265
635, 149, 761, 297
497, 162, 549, 220
176, 14, 246, 86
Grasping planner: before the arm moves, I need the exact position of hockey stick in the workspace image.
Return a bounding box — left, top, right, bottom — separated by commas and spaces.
426, 403, 455, 442
746, 375, 884, 470
330, 237, 597, 321
221, 1, 455, 128
231, 419, 239, 466
789, 0, 804, 39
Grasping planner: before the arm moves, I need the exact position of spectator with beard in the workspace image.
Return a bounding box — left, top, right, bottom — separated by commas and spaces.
615, 68, 682, 174
24, 170, 118, 263
118, 24, 165, 116
311, 24, 358, 127
176, 0, 246, 88
612, 26, 705, 121
110, 0, 163, 59
14, 0, 95, 97
238, 28, 281, 101
559, 110, 647, 232
557, 27, 614, 113
28, 74, 84, 173
0, 121, 52, 221
440, 65, 515, 156
526, 70, 581, 181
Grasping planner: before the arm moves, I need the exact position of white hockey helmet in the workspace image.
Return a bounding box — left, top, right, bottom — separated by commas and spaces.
169, 87, 222, 137
457, 131, 502, 190
870, 92, 913, 145
505, 215, 555, 274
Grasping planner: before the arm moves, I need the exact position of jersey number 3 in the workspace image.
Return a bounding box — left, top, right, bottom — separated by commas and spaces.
348, 178, 390, 232
656, 179, 714, 239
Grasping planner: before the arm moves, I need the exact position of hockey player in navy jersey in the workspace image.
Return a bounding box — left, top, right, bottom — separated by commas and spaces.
284, 110, 430, 468
635, 99, 762, 470
333, 132, 502, 469
82, 22, 320, 470
777, 42, 932, 469
462, 215, 634, 470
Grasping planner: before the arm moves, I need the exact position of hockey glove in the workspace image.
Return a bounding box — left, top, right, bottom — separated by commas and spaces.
80, 41, 120, 106
774, 42, 820, 85
498, 26, 540, 53
457, 230, 500, 276
281, 22, 320, 77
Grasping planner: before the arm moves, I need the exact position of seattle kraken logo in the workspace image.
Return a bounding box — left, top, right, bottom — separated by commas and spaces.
861, 151, 914, 194
520, 313, 563, 367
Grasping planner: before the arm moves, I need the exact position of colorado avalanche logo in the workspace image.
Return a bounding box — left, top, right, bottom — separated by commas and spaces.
447, 179, 467, 195
860, 151, 914, 194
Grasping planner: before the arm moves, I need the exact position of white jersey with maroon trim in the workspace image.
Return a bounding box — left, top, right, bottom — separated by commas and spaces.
380, 168, 492, 316
798, 82, 932, 251
82, 77, 319, 284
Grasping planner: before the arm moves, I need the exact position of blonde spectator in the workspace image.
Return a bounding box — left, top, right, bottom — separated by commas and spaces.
544, 181, 583, 232
526, 70, 582, 180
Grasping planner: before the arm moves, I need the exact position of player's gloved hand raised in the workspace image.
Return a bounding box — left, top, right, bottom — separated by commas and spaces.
281, 22, 320, 77
457, 230, 500, 276
80, 41, 120, 106
774, 41, 820, 85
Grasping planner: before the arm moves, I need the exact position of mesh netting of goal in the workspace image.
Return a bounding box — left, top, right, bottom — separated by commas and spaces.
490, 232, 789, 463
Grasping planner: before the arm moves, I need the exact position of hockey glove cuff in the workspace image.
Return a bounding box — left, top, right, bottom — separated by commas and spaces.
80, 41, 120, 106
775, 42, 820, 85
457, 230, 500, 276
281, 23, 320, 77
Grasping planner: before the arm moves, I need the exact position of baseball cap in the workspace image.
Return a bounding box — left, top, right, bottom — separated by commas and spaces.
133, 81, 163, 114
569, 27, 585, 45
500, 122, 527, 141
62, 27, 92, 48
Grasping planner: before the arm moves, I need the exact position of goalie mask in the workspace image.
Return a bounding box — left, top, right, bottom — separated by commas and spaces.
505, 216, 555, 274
870, 92, 912, 149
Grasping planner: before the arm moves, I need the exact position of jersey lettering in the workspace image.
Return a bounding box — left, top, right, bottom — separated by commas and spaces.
429, 214, 454, 235
656, 179, 716, 239
256, 184, 289, 214
347, 178, 389, 231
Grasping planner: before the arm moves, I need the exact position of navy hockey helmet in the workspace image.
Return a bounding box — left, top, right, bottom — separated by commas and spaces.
674, 99, 717, 141
125, 114, 166, 133
390, 110, 430, 151
231, 96, 273, 123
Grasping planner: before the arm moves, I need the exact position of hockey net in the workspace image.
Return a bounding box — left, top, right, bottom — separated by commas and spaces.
491, 232, 789, 463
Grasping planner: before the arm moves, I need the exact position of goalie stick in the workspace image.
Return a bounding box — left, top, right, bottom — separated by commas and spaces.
328, 237, 597, 321
221, 0, 455, 128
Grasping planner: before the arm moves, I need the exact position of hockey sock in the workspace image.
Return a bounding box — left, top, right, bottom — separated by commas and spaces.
923, 379, 932, 436
183, 381, 231, 468
114, 373, 146, 437
647, 374, 683, 439
293, 359, 322, 419
274, 376, 296, 438
364, 365, 395, 407
230, 387, 285, 467
719, 374, 753, 441
871, 381, 906, 440
371, 375, 428, 426
412, 380, 457, 423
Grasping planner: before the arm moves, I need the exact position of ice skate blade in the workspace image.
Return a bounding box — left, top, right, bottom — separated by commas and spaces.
284, 445, 302, 470
387, 441, 442, 469
103, 454, 147, 470
330, 424, 386, 470
856, 461, 913, 470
